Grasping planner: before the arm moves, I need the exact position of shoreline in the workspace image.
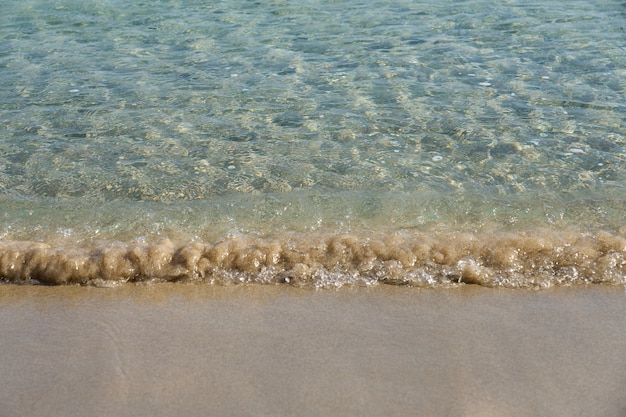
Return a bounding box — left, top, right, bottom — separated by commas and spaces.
1, 284, 625, 416
1, 225, 625, 287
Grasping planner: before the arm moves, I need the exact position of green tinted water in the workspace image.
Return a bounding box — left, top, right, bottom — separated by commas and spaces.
1, 1, 625, 286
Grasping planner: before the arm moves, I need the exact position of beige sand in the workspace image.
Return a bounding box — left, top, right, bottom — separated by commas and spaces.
1, 284, 625, 417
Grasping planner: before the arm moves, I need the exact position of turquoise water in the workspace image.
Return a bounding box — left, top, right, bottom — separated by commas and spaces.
1, 0, 625, 287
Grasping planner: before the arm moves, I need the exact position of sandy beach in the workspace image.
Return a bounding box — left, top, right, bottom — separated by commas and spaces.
1, 284, 625, 417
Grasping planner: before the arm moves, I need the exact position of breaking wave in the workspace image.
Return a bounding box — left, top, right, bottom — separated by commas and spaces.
1, 228, 625, 288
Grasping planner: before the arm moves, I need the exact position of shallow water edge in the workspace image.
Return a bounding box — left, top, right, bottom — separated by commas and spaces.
1, 226, 625, 288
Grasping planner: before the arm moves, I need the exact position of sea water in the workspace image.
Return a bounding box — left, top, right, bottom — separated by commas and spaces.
0, 0, 624, 287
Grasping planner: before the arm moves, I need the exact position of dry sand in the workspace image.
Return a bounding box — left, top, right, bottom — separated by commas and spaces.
1, 284, 625, 417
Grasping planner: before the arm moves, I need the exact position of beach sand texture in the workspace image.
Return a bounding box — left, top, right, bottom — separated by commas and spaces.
1, 284, 625, 417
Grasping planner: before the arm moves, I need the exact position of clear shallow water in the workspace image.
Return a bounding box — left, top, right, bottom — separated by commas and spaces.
1, 0, 625, 287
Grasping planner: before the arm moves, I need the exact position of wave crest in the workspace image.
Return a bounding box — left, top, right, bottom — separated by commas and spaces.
1, 229, 625, 288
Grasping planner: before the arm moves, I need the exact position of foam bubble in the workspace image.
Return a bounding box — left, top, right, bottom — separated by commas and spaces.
1, 228, 625, 288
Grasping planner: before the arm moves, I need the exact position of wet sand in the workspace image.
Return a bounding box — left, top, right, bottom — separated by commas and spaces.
1, 284, 625, 417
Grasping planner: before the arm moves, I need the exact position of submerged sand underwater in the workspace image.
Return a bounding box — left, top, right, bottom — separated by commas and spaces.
1, 284, 625, 417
